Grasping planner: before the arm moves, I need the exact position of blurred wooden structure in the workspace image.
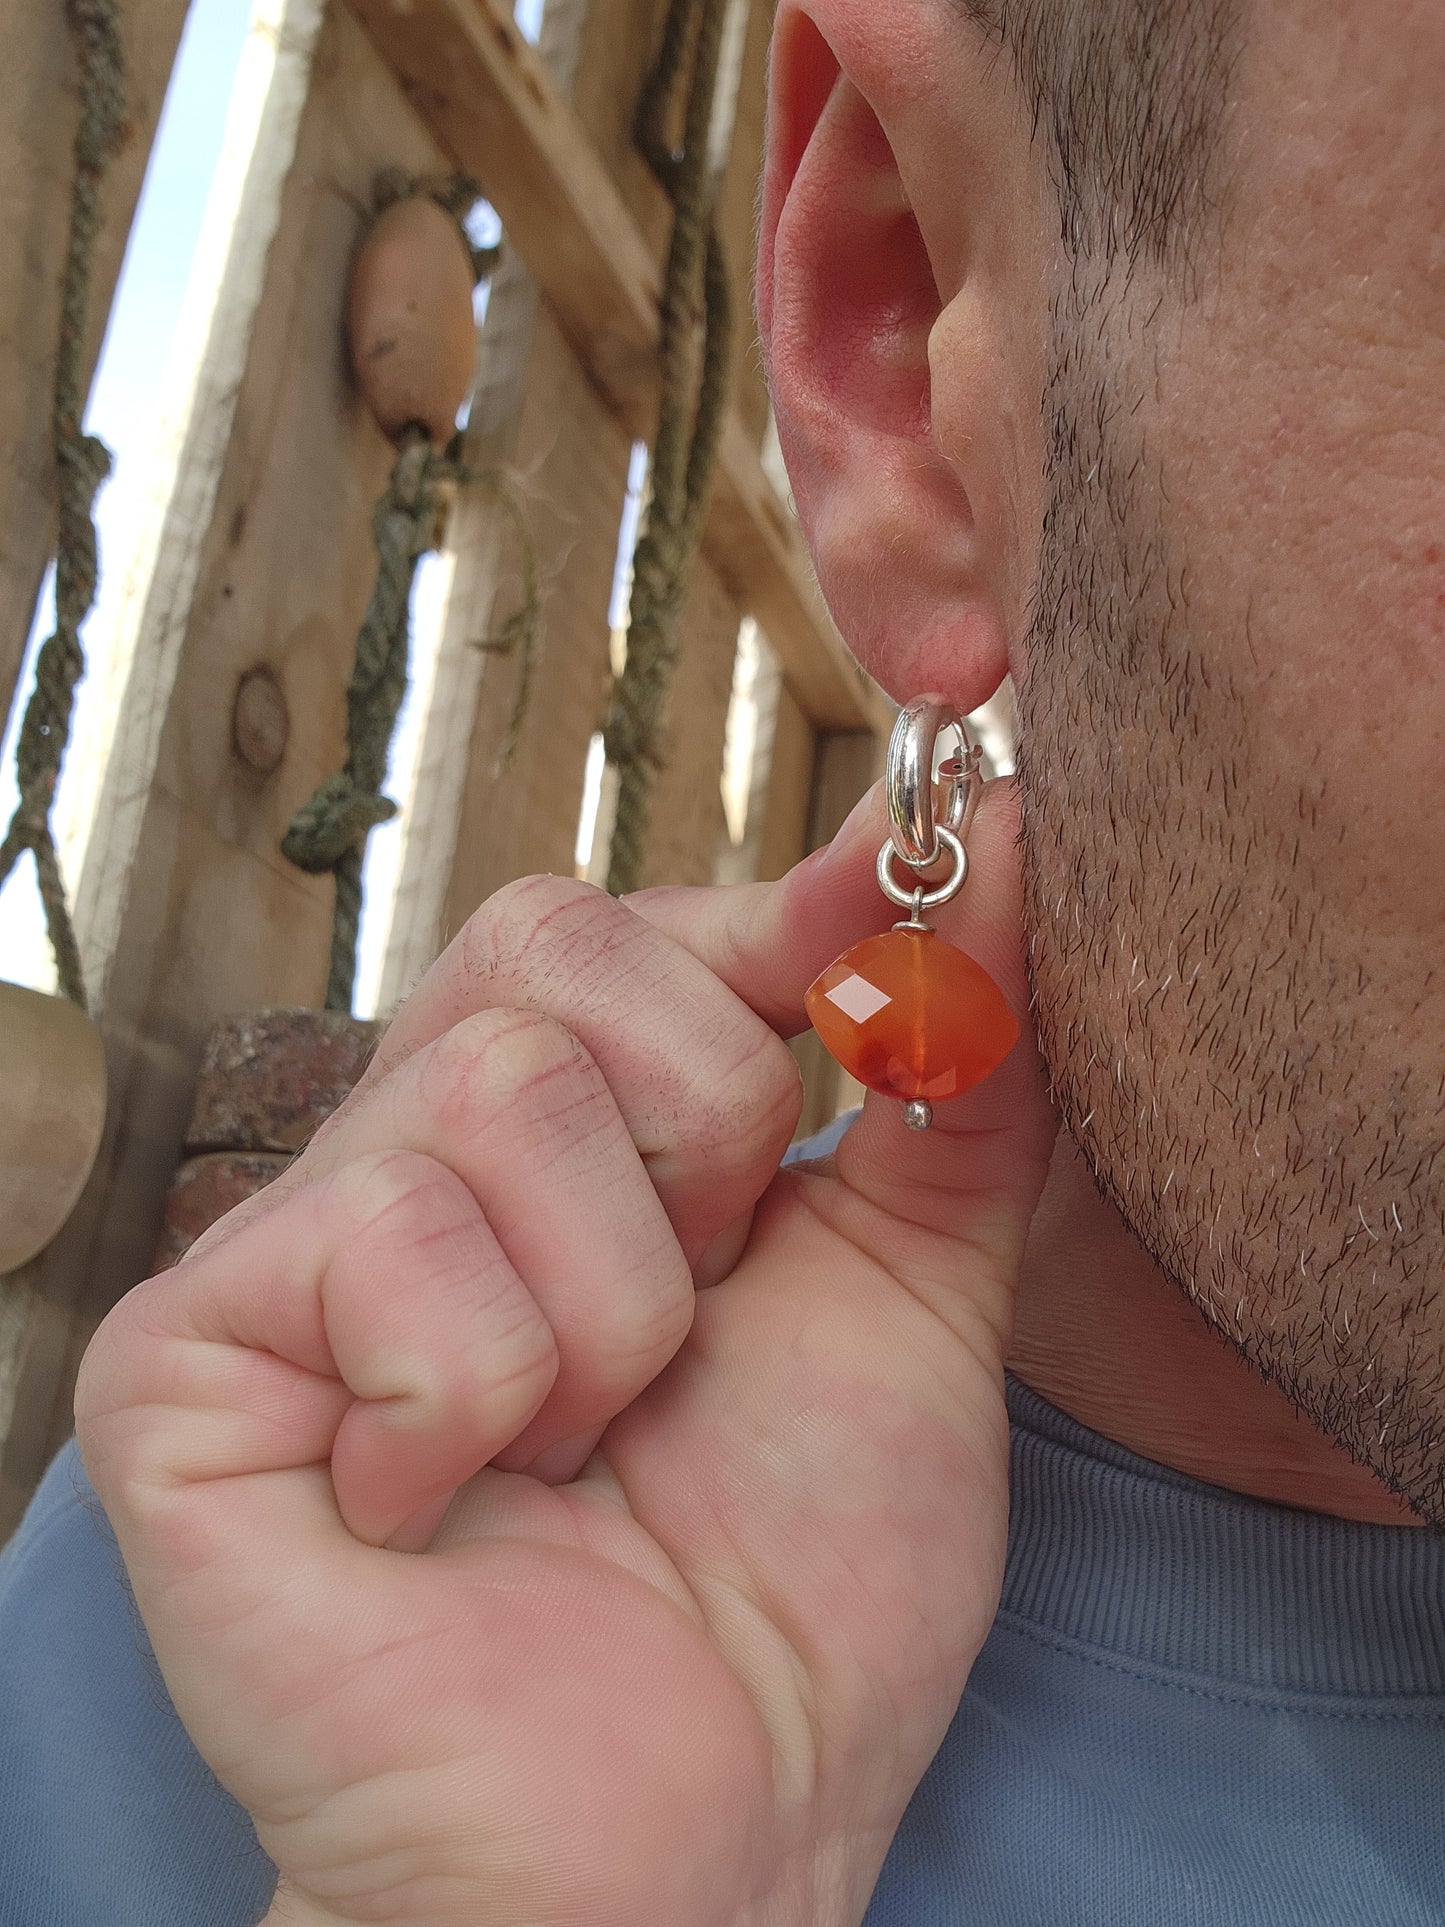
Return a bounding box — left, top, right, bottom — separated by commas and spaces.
0, 0, 892, 1538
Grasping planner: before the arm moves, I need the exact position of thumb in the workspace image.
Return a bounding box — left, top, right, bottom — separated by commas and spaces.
624, 775, 1031, 1050
627, 777, 1058, 1243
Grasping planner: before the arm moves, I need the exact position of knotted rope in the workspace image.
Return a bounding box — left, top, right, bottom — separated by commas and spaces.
282, 176, 539, 1013
0, 0, 126, 1010
602, 0, 733, 896
282, 429, 444, 1013
282, 433, 540, 1014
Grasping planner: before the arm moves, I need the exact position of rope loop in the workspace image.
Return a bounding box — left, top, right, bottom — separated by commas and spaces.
280, 773, 398, 873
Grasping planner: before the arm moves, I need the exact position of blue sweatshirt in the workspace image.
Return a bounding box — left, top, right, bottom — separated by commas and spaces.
3, 1129, 1444, 1927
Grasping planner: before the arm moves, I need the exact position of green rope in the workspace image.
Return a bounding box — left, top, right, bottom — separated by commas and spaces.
281, 171, 545, 1015
603, 0, 733, 896
281, 433, 542, 1014
0, 0, 126, 1011
282, 430, 446, 1014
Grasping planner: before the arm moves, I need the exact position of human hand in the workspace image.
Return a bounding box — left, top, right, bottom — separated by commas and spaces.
74, 778, 1056, 1927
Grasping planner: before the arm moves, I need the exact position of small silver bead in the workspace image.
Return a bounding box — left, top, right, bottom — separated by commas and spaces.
902, 1098, 933, 1132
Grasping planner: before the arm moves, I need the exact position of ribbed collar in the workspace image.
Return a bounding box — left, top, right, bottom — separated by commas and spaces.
1002, 1374, 1445, 1700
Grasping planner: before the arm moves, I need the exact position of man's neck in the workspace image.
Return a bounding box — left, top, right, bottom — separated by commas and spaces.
1008, 1135, 1422, 1527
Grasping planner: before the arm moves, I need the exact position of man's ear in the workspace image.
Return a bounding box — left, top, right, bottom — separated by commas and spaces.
758, 0, 1049, 712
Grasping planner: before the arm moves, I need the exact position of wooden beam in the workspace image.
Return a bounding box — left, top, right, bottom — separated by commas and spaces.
344, 0, 887, 734
619, 0, 768, 893
639, 560, 739, 890
0, 0, 463, 1536
434, 311, 634, 938
375, 0, 598, 1006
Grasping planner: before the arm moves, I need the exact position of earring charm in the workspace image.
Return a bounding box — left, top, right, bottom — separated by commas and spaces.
804, 696, 1018, 1130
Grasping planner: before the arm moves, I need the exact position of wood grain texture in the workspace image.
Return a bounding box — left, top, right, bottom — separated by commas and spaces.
0, 0, 192, 728
755, 673, 816, 883
0, 0, 458, 1535
638, 557, 739, 890
344, 0, 884, 730
435, 309, 632, 939
616, 0, 766, 894
376, 0, 597, 1007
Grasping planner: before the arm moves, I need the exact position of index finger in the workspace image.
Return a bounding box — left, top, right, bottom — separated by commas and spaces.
329, 873, 820, 1271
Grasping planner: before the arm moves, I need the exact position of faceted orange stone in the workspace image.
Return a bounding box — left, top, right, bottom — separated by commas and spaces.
805, 928, 1019, 1104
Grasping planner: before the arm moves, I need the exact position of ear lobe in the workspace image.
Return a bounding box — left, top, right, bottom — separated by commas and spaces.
759, 3, 1018, 715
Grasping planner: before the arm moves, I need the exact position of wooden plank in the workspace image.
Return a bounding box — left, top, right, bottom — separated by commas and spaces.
386, 0, 650, 982
755, 674, 815, 882
344, 0, 885, 733
568, 0, 671, 260
586, 0, 763, 894
435, 308, 633, 939
705, 410, 871, 728
372, 252, 545, 1007
811, 725, 887, 840
0, 0, 466, 1536
376, 0, 593, 1007
715, 618, 775, 886
0, 0, 193, 728
346, 0, 663, 410
637, 560, 740, 889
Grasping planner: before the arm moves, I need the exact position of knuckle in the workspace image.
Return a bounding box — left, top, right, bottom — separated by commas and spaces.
418, 1009, 600, 1140
460, 872, 614, 985
327, 1147, 472, 1243
684, 1019, 804, 1173
632, 1247, 696, 1359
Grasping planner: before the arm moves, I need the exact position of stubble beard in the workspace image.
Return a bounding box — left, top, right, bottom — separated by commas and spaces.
1012, 265, 1445, 1526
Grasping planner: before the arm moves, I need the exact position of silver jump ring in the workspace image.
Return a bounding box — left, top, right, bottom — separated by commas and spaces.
876, 826, 969, 913
885, 695, 982, 866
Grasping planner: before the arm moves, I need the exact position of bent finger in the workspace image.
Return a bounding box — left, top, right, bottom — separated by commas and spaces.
282, 1008, 696, 1466
76, 1148, 559, 1595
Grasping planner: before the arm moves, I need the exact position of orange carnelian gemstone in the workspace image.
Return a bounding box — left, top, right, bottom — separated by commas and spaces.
805, 928, 1019, 1104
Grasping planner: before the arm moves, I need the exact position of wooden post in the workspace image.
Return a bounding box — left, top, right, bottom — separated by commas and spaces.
602, 0, 774, 892
345, 0, 886, 733
636, 563, 740, 890
376, 0, 607, 1003
434, 312, 635, 931
718, 0, 774, 449
396, 0, 771, 943
0, 0, 468, 1536
0, 0, 192, 727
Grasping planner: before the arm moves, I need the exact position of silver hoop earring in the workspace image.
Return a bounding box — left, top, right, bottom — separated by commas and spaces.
805, 695, 1018, 1131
